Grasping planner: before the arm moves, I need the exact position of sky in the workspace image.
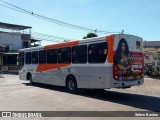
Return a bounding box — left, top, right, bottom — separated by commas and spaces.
0, 0, 160, 45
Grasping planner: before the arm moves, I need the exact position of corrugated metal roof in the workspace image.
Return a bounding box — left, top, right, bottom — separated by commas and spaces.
144, 41, 160, 48
0, 22, 32, 30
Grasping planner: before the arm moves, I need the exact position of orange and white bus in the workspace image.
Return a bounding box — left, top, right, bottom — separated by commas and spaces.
19, 34, 144, 93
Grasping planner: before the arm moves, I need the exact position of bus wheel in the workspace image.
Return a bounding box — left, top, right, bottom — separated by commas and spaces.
29, 75, 33, 85
66, 76, 77, 94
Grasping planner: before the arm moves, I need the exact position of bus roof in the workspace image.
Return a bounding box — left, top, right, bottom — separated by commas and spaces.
19, 34, 142, 52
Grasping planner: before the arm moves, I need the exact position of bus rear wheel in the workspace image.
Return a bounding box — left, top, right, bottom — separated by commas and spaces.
66, 76, 77, 94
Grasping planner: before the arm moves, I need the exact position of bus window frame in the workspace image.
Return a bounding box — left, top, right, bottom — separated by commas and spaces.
18, 51, 24, 70
39, 50, 47, 64
31, 51, 39, 64
72, 45, 87, 64
25, 52, 31, 64
88, 42, 108, 64
47, 49, 58, 64
58, 47, 71, 64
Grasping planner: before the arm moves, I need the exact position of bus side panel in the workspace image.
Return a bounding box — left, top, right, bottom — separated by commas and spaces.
71, 65, 90, 88
33, 72, 41, 82
52, 65, 91, 88
19, 64, 36, 81
53, 67, 68, 86
105, 65, 112, 89
19, 70, 26, 80
19, 64, 26, 80
40, 70, 54, 85
27, 65, 39, 82
33, 70, 54, 85
89, 64, 105, 88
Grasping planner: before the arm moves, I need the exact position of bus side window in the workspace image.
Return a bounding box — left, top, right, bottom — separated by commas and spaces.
136, 41, 141, 49
72, 45, 87, 64
32, 51, 38, 64
39, 50, 46, 64
25, 52, 31, 64
47, 49, 58, 64
88, 42, 108, 63
58, 47, 71, 64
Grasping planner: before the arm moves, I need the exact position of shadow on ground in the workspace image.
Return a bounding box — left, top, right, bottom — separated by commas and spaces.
23, 83, 160, 111
145, 76, 160, 80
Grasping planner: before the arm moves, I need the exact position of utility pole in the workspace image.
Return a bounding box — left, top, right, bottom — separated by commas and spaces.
122, 29, 124, 34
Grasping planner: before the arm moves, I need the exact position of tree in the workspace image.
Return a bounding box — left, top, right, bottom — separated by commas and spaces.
83, 33, 98, 39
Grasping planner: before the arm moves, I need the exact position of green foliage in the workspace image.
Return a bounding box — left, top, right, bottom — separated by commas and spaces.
83, 33, 98, 39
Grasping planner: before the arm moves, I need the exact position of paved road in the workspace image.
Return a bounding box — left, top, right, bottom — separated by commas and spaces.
0, 74, 159, 120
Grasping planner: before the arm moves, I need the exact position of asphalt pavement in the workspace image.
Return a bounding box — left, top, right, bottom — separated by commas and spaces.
0, 74, 159, 120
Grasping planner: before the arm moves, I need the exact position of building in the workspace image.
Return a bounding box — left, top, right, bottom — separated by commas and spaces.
144, 41, 160, 67
0, 22, 40, 72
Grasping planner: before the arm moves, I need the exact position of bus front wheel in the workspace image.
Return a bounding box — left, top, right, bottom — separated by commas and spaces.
29, 74, 34, 85
66, 76, 77, 94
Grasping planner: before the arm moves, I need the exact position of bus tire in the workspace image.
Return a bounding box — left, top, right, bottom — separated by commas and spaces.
29, 74, 34, 85
66, 76, 77, 94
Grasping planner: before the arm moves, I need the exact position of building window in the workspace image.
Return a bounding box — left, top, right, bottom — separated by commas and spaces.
32, 51, 38, 64
47, 49, 57, 64
88, 42, 108, 63
72, 45, 87, 63
58, 47, 71, 64
3, 54, 18, 65
39, 50, 46, 64
25, 52, 31, 64
0, 46, 9, 52
3, 56, 7, 65
145, 56, 149, 59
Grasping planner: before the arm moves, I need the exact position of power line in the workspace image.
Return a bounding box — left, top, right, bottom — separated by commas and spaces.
31, 31, 73, 42
0, 3, 74, 43
0, 0, 94, 32
0, 0, 119, 34
32, 31, 73, 40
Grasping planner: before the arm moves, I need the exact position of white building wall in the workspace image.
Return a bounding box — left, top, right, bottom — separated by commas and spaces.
0, 32, 21, 51
144, 53, 153, 64
144, 52, 160, 67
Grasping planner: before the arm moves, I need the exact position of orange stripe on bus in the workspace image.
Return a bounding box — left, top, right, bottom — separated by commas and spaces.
106, 35, 114, 63
36, 40, 79, 72
44, 40, 79, 50
36, 64, 70, 72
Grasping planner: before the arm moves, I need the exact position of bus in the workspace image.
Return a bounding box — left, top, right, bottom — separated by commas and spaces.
18, 34, 144, 93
